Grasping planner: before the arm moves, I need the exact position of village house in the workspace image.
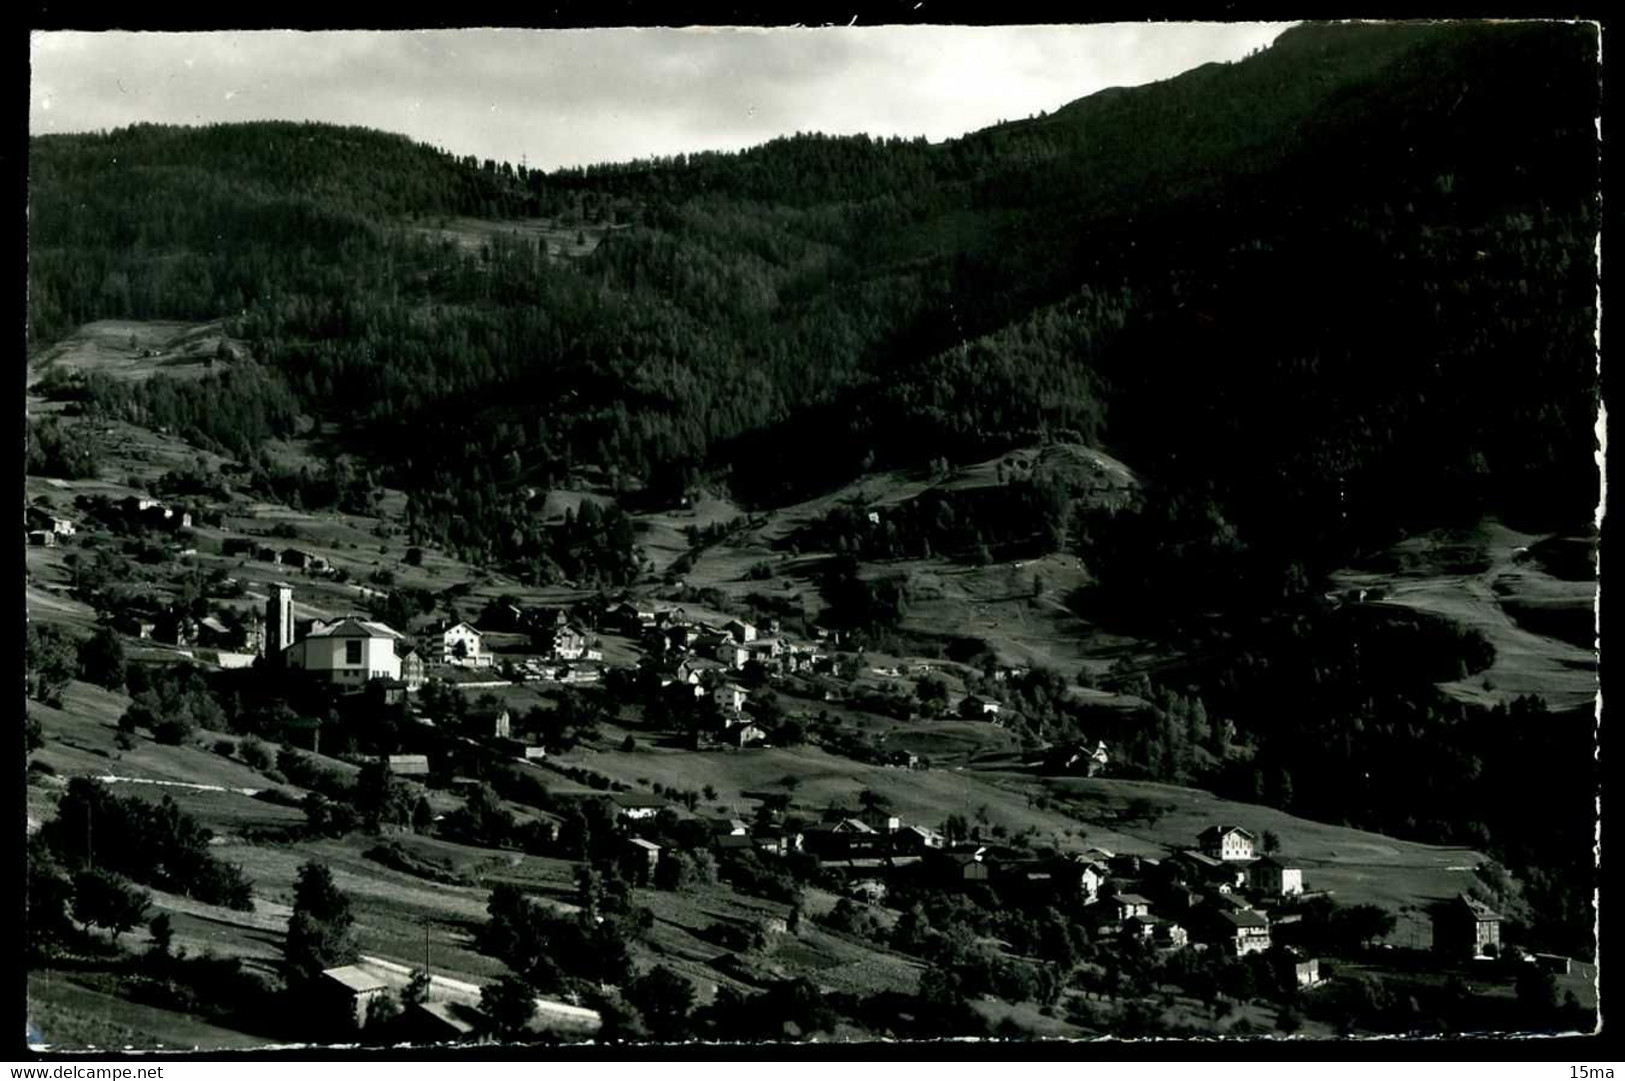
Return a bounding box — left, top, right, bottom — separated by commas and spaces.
1198, 824, 1258, 862
540, 623, 590, 660
752, 826, 805, 857
624, 837, 662, 877
469, 705, 511, 739
804, 818, 892, 860
283, 617, 404, 687
25, 506, 76, 536
1123, 913, 1160, 941
1153, 919, 1190, 951
26, 529, 56, 547
1214, 909, 1272, 956
1058, 857, 1107, 904
1113, 893, 1154, 921
440, 621, 487, 667
280, 548, 328, 572
931, 847, 992, 885
713, 640, 750, 670
606, 791, 669, 821
724, 618, 758, 643
320, 964, 392, 1029
959, 694, 1002, 720
716, 682, 749, 714
387, 754, 431, 776
411, 1001, 479, 1042
196, 616, 239, 649
1431, 893, 1503, 960
399, 647, 426, 691
120, 495, 163, 518
367, 678, 409, 707
894, 824, 947, 851
1249, 854, 1305, 897
154, 611, 198, 647
747, 637, 784, 659
113, 611, 158, 639
703, 817, 748, 838
1277, 947, 1322, 987
664, 624, 700, 652
732, 723, 768, 748
859, 806, 903, 833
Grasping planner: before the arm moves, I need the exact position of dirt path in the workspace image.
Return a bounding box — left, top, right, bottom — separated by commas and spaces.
92, 773, 264, 797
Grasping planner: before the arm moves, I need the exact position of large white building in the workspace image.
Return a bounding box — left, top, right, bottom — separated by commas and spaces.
441, 621, 488, 667
284, 617, 404, 687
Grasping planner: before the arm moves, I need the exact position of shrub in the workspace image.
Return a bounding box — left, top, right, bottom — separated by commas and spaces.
213, 738, 237, 757
152, 717, 197, 745
239, 736, 273, 771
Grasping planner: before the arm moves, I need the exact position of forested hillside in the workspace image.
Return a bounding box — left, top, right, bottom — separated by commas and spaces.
29, 20, 1598, 592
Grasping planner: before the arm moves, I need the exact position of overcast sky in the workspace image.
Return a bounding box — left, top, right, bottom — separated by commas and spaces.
31, 25, 1294, 172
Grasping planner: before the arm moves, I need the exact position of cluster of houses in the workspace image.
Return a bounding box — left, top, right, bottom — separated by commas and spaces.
221, 536, 333, 574
117, 494, 194, 531
591, 793, 1328, 982
433, 604, 605, 684
621, 604, 830, 681
26, 494, 191, 548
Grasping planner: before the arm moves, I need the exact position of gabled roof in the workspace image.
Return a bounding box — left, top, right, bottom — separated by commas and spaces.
1219, 909, 1270, 930
306, 617, 403, 639
1198, 824, 1256, 843
607, 791, 668, 808
415, 1000, 478, 1036
442, 621, 482, 637
1453, 893, 1503, 921
322, 965, 390, 994
1114, 893, 1153, 906
626, 837, 663, 852
1176, 849, 1223, 867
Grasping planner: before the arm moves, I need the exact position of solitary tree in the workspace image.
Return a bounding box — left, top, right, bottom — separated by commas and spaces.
77, 627, 127, 690
284, 861, 358, 982
626, 964, 695, 1041
72, 868, 151, 942
148, 912, 175, 959
480, 974, 538, 1040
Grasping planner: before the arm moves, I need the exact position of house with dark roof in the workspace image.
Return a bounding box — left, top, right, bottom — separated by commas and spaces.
1113, 893, 1154, 921
1214, 909, 1272, 956
1431, 893, 1503, 960
1249, 854, 1305, 897
624, 837, 662, 877
25, 506, 75, 536
606, 791, 669, 821
1198, 825, 1257, 862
